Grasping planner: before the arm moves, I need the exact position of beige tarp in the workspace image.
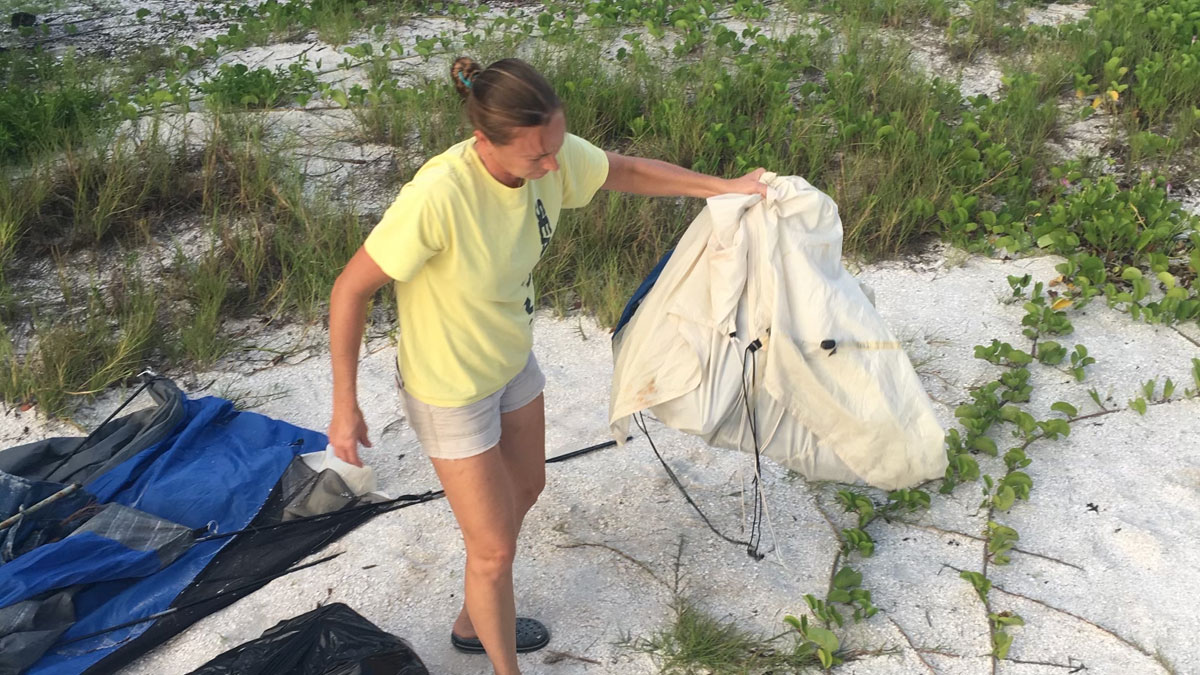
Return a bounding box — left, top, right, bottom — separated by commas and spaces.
609, 173, 947, 490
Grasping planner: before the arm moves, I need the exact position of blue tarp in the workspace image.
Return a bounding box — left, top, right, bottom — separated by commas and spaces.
0, 532, 174, 609
0, 394, 325, 675
612, 248, 673, 337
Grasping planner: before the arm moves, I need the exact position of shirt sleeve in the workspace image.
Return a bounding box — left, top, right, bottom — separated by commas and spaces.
363, 181, 448, 282
558, 133, 610, 209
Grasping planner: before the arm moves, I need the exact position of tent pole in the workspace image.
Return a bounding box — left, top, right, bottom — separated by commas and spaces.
0, 483, 82, 532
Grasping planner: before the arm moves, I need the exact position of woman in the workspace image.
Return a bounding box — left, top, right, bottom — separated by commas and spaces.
328, 56, 766, 675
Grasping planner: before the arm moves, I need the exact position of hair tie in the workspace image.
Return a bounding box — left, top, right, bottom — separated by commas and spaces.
457, 71, 473, 90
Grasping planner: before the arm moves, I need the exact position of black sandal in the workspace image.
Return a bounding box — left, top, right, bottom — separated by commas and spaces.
450, 617, 550, 654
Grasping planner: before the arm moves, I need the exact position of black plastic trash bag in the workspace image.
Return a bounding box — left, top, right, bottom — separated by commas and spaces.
186, 603, 429, 675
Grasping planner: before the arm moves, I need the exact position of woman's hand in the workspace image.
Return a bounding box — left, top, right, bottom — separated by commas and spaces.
328, 406, 372, 467
725, 168, 768, 197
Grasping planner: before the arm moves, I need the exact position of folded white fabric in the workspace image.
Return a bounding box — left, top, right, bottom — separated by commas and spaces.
304, 444, 380, 496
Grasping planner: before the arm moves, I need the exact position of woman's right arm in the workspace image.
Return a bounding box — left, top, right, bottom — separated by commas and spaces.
328, 246, 394, 466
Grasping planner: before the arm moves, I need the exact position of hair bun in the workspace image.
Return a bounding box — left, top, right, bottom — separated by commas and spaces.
451, 56, 481, 99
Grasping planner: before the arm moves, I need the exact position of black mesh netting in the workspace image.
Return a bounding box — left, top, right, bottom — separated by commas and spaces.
84, 459, 419, 674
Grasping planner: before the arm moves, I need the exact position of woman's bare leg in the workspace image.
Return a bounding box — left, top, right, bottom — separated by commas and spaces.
431, 448, 521, 675
451, 393, 546, 647
500, 393, 547, 528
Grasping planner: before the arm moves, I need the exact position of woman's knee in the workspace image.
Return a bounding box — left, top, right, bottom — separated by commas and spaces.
517, 476, 545, 512
465, 539, 517, 578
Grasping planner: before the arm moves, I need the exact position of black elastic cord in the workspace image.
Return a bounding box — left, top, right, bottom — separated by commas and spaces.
546, 437, 628, 464
635, 412, 758, 552
740, 343, 766, 560
192, 491, 444, 542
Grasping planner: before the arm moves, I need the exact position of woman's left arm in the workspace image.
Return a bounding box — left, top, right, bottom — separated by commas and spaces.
601, 151, 767, 198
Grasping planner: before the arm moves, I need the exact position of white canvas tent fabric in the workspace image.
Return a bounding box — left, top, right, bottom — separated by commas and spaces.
609, 173, 947, 490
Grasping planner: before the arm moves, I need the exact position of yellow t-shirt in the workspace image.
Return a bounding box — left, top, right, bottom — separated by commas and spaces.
363, 133, 610, 407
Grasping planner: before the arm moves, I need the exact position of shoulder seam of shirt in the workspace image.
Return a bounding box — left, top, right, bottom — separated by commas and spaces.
406, 157, 471, 216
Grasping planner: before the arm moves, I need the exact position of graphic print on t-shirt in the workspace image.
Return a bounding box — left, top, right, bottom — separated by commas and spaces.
523, 199, 554, 323
536, 199, 552, 252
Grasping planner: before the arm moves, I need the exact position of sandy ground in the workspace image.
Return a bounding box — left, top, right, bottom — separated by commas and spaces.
3, 239, 1198, 674
5, 1, 1200, 673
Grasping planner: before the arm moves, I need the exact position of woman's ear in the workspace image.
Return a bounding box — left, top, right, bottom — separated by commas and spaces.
473, 128, 490, 149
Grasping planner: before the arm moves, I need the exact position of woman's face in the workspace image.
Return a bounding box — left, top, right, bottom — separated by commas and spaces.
475, 109, 566, 183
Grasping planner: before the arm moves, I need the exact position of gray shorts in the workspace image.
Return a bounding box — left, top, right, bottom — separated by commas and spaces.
397, 353, 546, 460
